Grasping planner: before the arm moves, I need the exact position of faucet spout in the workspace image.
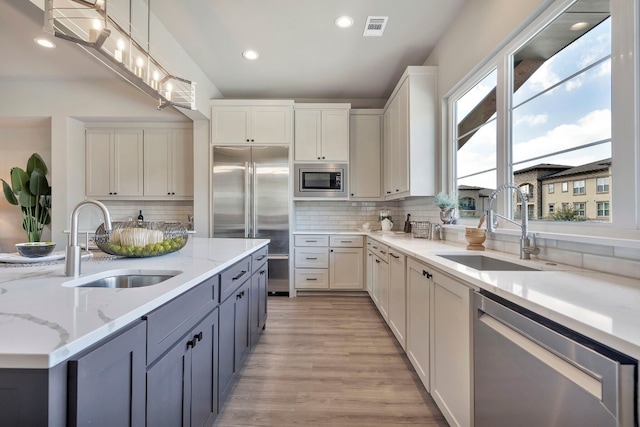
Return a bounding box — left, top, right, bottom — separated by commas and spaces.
486, 183, 536, 259
66, 199, 112, 277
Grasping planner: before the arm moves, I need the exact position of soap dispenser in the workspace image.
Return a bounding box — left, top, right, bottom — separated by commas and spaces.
137, 210, 144, 225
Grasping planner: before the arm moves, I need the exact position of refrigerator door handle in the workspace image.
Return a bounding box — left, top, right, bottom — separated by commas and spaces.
252, 162, 257, 238
244, 162, 250, 238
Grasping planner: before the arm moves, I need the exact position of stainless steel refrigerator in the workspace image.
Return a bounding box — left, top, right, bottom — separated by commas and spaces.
212, 146, 289, 294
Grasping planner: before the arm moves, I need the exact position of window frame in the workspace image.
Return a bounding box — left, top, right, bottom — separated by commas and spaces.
596, 177, 610, 193
548, 183, 554, 194
444, 0, 640, 238
573, 180, 586, 195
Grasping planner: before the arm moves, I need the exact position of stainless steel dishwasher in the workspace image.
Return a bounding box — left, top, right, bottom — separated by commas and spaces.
474, 291, 637, 427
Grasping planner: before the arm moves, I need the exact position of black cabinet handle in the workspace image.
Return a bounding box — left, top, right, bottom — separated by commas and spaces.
305, 240, 318, 243
372, 246, 378, 249
386, 191, 391, 194
256, 255, 266, 261
422, 270, 432, 279
306, 277, 317, 281
375, 259, 380, 264
380, 250, 386, 255
232, 270, 247, 281
195, 332, 203, 342
305, 257, 318, 260
260, 270, 266, 275
390, 253, 400, 259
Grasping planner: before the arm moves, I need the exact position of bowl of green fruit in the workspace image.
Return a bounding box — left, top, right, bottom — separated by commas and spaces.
94, 221, 188, 258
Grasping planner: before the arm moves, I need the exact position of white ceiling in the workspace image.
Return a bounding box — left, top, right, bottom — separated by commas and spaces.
2, 0, 468, 106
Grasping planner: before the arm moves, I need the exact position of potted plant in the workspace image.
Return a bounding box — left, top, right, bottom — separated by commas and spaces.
434, 192, 457, 224
1, 153, 52, 242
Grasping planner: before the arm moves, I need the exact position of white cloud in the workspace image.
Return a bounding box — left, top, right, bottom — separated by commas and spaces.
515, 114, 547, 126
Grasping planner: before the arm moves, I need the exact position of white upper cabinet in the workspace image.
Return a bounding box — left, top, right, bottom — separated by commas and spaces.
383, 66, 437, 200
86, 129, 144, 198
350, 110, 383, 200
294, 104, 350, 162
144, 128, 194, 199
211, 100, 293, 145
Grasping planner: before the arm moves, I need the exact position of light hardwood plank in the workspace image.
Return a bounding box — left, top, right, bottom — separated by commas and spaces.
215, 295, 449, 427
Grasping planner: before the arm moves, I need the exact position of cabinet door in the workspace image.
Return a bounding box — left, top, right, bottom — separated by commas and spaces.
377, 258, 390, 321
366, 250, 374, 296
294, 109, 321, 161
146, 332, 191, 427
383, 97, 399, 197
251, 106, 292, 144
190, 309, 219, 427
144, 129, 172, 197
211, 106, 251, 144
350, 114, 382, 199
218, 295, 236, 403
388, 250, 407, 350
406, 258, 431, 391
321, 109, 349, 162
294, 247, 329, 268
395, 80, 410, 194
234, 281, 251, 369
171, 129, 194, 197
69, 321, 146, 427
86, 129, 113, 196
431, 272, 472, 427
329, 247, 363, 289
113, 129, 144, 196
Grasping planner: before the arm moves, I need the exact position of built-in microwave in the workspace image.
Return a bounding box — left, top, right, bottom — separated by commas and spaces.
294, 164, 348, 198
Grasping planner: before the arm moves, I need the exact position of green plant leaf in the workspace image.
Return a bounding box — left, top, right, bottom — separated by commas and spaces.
18, 189, 37, 208
29, 169, 50, 196
27, 153, 48, 176
10, 167, 29, 193
2, 179, 18, 205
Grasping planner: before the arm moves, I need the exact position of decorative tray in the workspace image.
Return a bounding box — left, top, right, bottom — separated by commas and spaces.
94, 221, 188, 258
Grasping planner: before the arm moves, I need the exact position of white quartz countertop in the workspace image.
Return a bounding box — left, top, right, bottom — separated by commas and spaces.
295, 229, 640, 361
0, 238, 269, 369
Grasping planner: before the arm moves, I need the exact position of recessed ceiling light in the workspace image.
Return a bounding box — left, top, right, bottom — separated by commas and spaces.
570, 22, 589, 31
34, 38, 56, 48
335, 16, 354, 28
242, 50, 259, 60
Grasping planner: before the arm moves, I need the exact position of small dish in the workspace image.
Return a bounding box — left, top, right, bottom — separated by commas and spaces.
15, 242, 56, 258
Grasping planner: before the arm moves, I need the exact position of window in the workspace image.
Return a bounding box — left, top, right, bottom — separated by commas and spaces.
451, 0, 616, 227
573, 202, 586, 217
527, 204, 535, 218
520, 184, 534, 198
562, 202, 569, 211
455, 70, 498, 196
548, 203, 555, 214
597, 201, 610, 217
459, 197, 476, 211
597, 177, 610, 193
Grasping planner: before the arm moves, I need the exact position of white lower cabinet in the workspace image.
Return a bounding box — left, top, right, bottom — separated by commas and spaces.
430, 270, 472, 427
406, 257, 431, 391
295, 234, 363, 291
388, 249, 406, 350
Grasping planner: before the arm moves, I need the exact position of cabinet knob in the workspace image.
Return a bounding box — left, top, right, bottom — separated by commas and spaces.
322, 156, 325, 159
386, 191, 391, 194
330, 249, 334, 252
194, 332, 203, 342
317, 157, 321, 160
246, 139, 250, 142
396, 189, 400, 192
422, 270, 432, 279
251, 139, 255, 142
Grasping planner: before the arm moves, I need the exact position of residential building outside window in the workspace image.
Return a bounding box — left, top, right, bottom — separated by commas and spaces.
562, 203, 569, 211
597, 201, 610, 217
597, 177, 610, 193
459, 197, 476, 211
573, 180, 586, 195
548, 183, 554, 194
562, 182, 568, 193
574, 202, 586, 217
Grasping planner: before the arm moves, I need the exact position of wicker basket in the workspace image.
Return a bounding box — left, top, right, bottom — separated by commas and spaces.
411, 221, 431, 239
95, 221, 188, 258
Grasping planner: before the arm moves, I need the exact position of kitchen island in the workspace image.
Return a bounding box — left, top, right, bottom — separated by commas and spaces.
0, 237, 269, 427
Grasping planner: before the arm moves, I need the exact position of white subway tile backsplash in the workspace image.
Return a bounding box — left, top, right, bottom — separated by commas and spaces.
103, 200, 194, 224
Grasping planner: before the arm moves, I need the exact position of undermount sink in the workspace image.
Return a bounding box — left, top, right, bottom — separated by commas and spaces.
62, 269, 183, 288
437, 254, 539, 271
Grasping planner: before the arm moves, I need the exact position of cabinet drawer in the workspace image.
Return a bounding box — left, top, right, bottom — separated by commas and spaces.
294, 247, 329, 268
370, 241, 389, 262
251, 246, 269, 273
329, 235, 364, 247
221, 256, 252, 302
146, 275, 218, 364
294, 269, 329, 289
294, 235, 329, 247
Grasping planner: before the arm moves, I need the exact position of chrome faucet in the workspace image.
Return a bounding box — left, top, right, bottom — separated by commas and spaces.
65, 199, 112, 277
487, 183, 539, 260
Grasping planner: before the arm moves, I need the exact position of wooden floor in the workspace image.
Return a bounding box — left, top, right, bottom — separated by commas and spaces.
214, 295, 449, 427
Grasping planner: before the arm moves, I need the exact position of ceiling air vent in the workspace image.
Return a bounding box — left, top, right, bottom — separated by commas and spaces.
363, 16, 388, 37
